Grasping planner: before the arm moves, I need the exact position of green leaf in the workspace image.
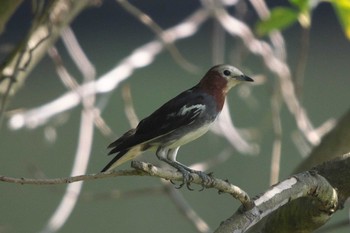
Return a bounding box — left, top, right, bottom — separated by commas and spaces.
289, 0, 310, 12
332, 0, 350, 40
256, 7, 299, 36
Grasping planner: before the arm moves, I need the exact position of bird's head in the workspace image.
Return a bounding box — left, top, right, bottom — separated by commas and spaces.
199, 64, 253, 94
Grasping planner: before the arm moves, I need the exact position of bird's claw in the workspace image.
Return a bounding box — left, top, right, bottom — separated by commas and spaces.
171, 168, 213, 191
193, 170, 213, 191
173, 167, 194, 190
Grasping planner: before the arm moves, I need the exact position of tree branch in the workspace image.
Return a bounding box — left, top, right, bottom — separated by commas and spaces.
215, 153, 350, 233
0, 160, 252, 208
0, 0, 97, 97
295, 108, 350, 172
215, 173, 338, 233
131, 161, 252, 209
0, 169, 142, 185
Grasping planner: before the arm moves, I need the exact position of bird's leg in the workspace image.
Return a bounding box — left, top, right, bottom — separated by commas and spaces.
156, 147, 213, 189
167, 147, 213, 188
156, 147, 193, 189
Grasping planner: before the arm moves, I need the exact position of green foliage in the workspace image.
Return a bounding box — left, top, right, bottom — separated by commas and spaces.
332, 0, 350, 39
255, 0, 312, 36
289, 0, 310, 12
256, 0, 350, 40
255, 7, 299, 36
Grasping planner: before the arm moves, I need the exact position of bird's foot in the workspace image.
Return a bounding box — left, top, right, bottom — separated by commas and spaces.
171, 167, 213, 191
158, 156, 213, 190
172, 166, 194, 190
190, 170, 214, 191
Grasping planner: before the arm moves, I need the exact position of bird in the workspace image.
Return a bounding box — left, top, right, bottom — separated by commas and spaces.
102, 64, 253, 187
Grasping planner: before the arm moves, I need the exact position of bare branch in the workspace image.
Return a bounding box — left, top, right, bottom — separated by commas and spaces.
8, 8, 209, 130
163, 181, 211, 233
42, 25, 98, 233
116, 0, 198, 72
0, 0, 96, 96
0, 161, 252, 208
209, 0, 321, 145
122, 84, 139, 128
61, 27, 96, 81
269, 84, 282, 185
131, 161, 252, 209
295, 109, 350, 172
0, 169, 142, 185
211, 101, 258, 155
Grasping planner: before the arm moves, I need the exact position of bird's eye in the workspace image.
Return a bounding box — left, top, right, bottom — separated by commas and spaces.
223, 70, 231, 76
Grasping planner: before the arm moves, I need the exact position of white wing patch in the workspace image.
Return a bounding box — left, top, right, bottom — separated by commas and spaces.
178, 104, 205, 118
167, 104, 206, 120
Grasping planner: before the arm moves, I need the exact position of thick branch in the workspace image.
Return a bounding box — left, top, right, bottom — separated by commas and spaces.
295, 108, 350, 172
215, 173, 338, 233
316, 153, 350, 204
215, 154, 350, 233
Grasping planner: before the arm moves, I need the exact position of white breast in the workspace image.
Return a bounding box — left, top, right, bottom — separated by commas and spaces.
168, 123, 212, 149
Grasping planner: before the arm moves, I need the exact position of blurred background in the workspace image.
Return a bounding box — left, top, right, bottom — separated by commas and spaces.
0, 1, 349, 232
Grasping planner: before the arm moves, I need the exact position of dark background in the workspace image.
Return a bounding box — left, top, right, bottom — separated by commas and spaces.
1, 1, 349, 232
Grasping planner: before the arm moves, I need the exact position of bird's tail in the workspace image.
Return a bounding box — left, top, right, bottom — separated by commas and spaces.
101, 145, 144, 172
101, 150, 128, 172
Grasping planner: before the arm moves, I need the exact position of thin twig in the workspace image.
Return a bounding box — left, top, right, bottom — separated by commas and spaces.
270, 83, 282, 185
163, 181, 211, 233
116, 0, 198, 73
42, 26, 97, 233
122, 84, 139, 128
0, 0, 95, 96
8, 8, 209, 130
294, 27, 310, 98
0, 169, 143, 185
211, 1, 321, 145
0, 47, 27, 128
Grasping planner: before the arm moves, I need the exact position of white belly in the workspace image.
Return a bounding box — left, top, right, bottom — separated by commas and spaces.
168, 123, 211, 148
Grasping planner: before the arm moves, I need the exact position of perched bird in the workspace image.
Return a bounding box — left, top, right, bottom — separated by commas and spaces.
102, 64, 253, 186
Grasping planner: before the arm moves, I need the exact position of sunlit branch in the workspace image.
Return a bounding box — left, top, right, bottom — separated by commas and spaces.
8, 8, 210, 130
211, 1, 321, 145
41, 26, 97, 233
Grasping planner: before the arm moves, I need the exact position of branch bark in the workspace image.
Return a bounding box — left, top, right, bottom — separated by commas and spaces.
214, 153, 350, 233
0, 169, 142, 185
295, 108, 350, 172
0, 161, 252, 208
0, 0, 97, 96
214, 108, 350, 232
131, 161, 252, 209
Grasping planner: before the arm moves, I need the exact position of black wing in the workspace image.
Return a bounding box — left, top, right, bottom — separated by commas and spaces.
108, 87, 215, 154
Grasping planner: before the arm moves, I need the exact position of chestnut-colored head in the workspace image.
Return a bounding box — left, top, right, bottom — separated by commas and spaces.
200, 64, 253, 92
198, 64, 253, 110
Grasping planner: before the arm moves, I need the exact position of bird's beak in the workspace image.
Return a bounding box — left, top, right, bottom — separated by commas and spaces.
236, 75, 254, 82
